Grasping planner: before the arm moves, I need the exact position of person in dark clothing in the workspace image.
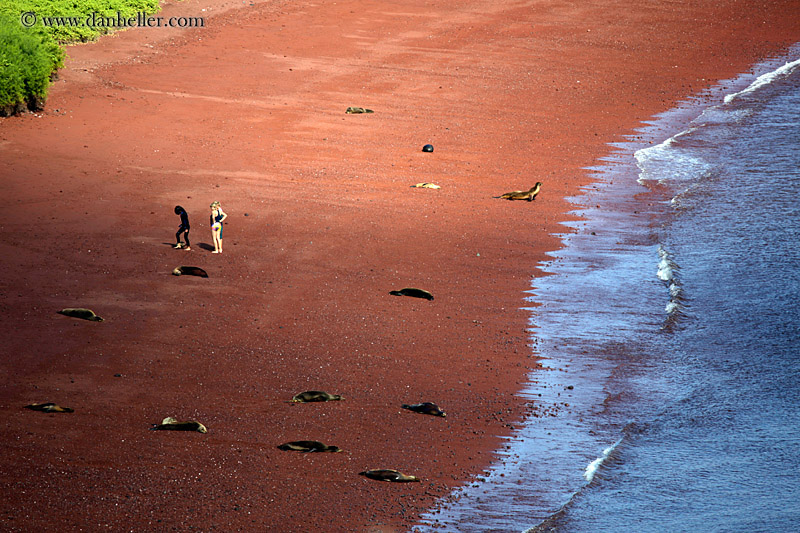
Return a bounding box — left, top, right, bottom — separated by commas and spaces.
174, 205, 191, 250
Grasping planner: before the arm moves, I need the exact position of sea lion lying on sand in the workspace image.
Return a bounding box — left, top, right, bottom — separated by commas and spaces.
359, 469, 420, 482
345, 106, 373, 114
151, 416, 207, 433
172, 266, 208, 278
402, 402, 446, 417
389, 288, 434, 301
25, 402, 74, 413
291, 391, 344, 403
495, 182, 542, 201
57, 308, 103, 321
278, 440, 342, 453
410, 183, 441, 189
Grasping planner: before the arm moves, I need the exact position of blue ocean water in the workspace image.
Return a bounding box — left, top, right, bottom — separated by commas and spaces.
416, 49, 800, 532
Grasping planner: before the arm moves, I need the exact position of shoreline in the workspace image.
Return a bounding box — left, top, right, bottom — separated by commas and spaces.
532, 52, 800, 532
1, 1, 799, 531
418, 49, 800, 529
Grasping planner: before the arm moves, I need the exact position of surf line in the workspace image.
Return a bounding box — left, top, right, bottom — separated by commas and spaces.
525, 436, 626, 533
584, 437, 624, 484
723, 57, 800, 104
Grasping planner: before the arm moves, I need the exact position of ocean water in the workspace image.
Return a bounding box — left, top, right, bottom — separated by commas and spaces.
416, 48, 800, 532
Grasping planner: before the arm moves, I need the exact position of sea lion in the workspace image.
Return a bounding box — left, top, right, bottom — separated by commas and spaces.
496, 182, 542, 201
422, 144, 434, 153
389, 288, 434, 301
345, 106, 374, 114
151, 416, 208, 433
57, 308, 103, 322
172, 266, 209, 278
25, 402, 74, 413
402, 402, 446, 417
291, 391, 344, 403
410, 183, 441, 189
278, 440, 342, 453
359, 469, 420, 483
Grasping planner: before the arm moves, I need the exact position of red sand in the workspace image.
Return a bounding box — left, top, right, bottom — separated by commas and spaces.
1, 0, 797, 530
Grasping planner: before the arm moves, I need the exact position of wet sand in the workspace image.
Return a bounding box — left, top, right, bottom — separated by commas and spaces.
1, 0, 797, 530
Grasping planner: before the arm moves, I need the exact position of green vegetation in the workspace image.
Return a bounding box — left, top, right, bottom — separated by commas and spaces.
0, 0, 161, 115
0, 13, 61, 115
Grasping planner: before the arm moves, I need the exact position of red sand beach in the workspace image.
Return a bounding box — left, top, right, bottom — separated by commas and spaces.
1, 0, 798, 530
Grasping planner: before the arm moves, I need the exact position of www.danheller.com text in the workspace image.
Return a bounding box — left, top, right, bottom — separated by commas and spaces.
19, 11, 205, 29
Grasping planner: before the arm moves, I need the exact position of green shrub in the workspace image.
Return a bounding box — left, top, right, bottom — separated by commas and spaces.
0, 1, 161, 114
0, 12, 62, 114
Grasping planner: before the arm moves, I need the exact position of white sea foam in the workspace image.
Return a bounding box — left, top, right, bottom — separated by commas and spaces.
723, 58, 800, 104
635, 136, 710, 186
665, 300, 682, 315
657, 245, 675, 282
635, 140, 671, 185
657, 245, 685, 322
669, 283, 682, 298
657, 262, 673, 282
584, 439, 623, 483
637, 55, 800, 187
665, 282, 685, 317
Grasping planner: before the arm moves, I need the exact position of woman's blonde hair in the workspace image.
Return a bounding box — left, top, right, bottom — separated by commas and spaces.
210, 201, 221, 209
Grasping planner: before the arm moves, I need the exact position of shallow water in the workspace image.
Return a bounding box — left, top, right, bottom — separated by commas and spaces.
415, 46, 800, 532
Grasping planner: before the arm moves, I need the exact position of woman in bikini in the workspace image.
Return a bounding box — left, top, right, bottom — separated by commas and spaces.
210, 201, 228, 253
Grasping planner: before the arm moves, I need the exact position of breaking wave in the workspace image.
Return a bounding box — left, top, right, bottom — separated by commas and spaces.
723, 57, 800, 104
